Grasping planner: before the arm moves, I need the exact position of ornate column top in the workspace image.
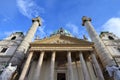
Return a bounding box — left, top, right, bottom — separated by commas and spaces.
32, 17, 42, 26
82, 16, 91, 26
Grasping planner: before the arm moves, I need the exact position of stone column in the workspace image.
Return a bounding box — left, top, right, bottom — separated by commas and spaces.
34, 51, 45, 80
10, 17, 42, 66
50, 51, 56, 80
82, 16, 115, 67
91, 52, 105, 80
17, 17, 41, 53
79, 52, 90, 80
67, 51, 74, 80
19, 51, 33, 80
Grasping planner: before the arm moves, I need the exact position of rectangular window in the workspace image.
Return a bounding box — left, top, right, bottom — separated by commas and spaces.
1, 48, 7, 53
118, 48, 120, 52
57, 73, 66, 80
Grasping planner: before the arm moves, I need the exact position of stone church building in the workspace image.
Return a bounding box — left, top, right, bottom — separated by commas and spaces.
0, 16, 120, 80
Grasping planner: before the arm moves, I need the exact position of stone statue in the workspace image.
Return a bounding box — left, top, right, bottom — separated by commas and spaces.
0, 63, 17, 80
106, 65, 120, 80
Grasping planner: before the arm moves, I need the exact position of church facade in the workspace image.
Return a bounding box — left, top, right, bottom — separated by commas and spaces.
20, 28, 103, 80
0, 16, 120, 80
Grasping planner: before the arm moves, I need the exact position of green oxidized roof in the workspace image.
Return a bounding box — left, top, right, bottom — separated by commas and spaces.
50, 27, 73, 37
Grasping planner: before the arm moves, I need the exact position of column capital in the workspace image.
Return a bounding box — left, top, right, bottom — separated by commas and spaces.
32, 17, 42, 26
82, 16, 91, 26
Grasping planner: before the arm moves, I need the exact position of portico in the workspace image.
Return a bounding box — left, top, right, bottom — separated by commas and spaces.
19, 28, 104, 80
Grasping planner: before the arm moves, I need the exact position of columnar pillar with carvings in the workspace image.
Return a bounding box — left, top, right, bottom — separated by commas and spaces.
19, 51, 33, 80
79, 52, 90, 80
34, 51, 45, 80
82, 16, 115, 67
67, 51, 74, 80
50, 51, 56, 80
10, 17, 42, 66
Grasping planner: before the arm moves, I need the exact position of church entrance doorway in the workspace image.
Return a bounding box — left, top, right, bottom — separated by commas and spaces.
57, 73, 66, 80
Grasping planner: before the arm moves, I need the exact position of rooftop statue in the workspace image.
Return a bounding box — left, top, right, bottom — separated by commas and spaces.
106, 65, 120, 80
0, 63, 17, 80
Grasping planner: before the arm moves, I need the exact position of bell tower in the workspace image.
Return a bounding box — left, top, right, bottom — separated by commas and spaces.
100, 32, 120, 65
0, 32, 24, 70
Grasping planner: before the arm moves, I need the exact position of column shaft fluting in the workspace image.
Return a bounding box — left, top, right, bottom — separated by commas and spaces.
67, 51, 74, 80
91, 53, 104, 80
79, 52, 90, 80
50, 51, 56, 80
34, 51, 44, 80
19, 52, 33, 80
82, 16, 115, 67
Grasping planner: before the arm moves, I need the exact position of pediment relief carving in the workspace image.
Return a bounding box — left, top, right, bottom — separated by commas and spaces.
33, 35, 93, 45
50, 39, 74, 44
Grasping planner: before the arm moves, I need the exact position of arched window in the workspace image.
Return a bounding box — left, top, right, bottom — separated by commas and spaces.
108, 36, 114, 40
11, 36, 16, 40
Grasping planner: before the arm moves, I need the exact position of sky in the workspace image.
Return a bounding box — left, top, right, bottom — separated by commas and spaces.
0, 0, 120, 40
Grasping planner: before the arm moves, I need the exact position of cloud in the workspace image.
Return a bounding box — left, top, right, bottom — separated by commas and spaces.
4, 31, 14, 36
102, 17, 120, 37
65, 23, 80, 37
0, 30, 25, 39
4, 30, 24, 37
2, 28, 47, 40
16, 0, 45, 19
37, 26, 46, 38
2, 18, 8, 22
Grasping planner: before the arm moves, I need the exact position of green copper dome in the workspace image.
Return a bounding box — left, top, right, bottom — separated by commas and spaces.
50, 28, 73, 37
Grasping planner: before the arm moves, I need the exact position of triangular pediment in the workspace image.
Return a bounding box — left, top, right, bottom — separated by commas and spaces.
31, 35, 93, 45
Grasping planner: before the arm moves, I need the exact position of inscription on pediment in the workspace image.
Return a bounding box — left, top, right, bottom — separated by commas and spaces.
50, 40, 74, 44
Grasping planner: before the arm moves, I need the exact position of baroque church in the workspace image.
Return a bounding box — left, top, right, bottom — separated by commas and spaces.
0, 16, 120, 80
